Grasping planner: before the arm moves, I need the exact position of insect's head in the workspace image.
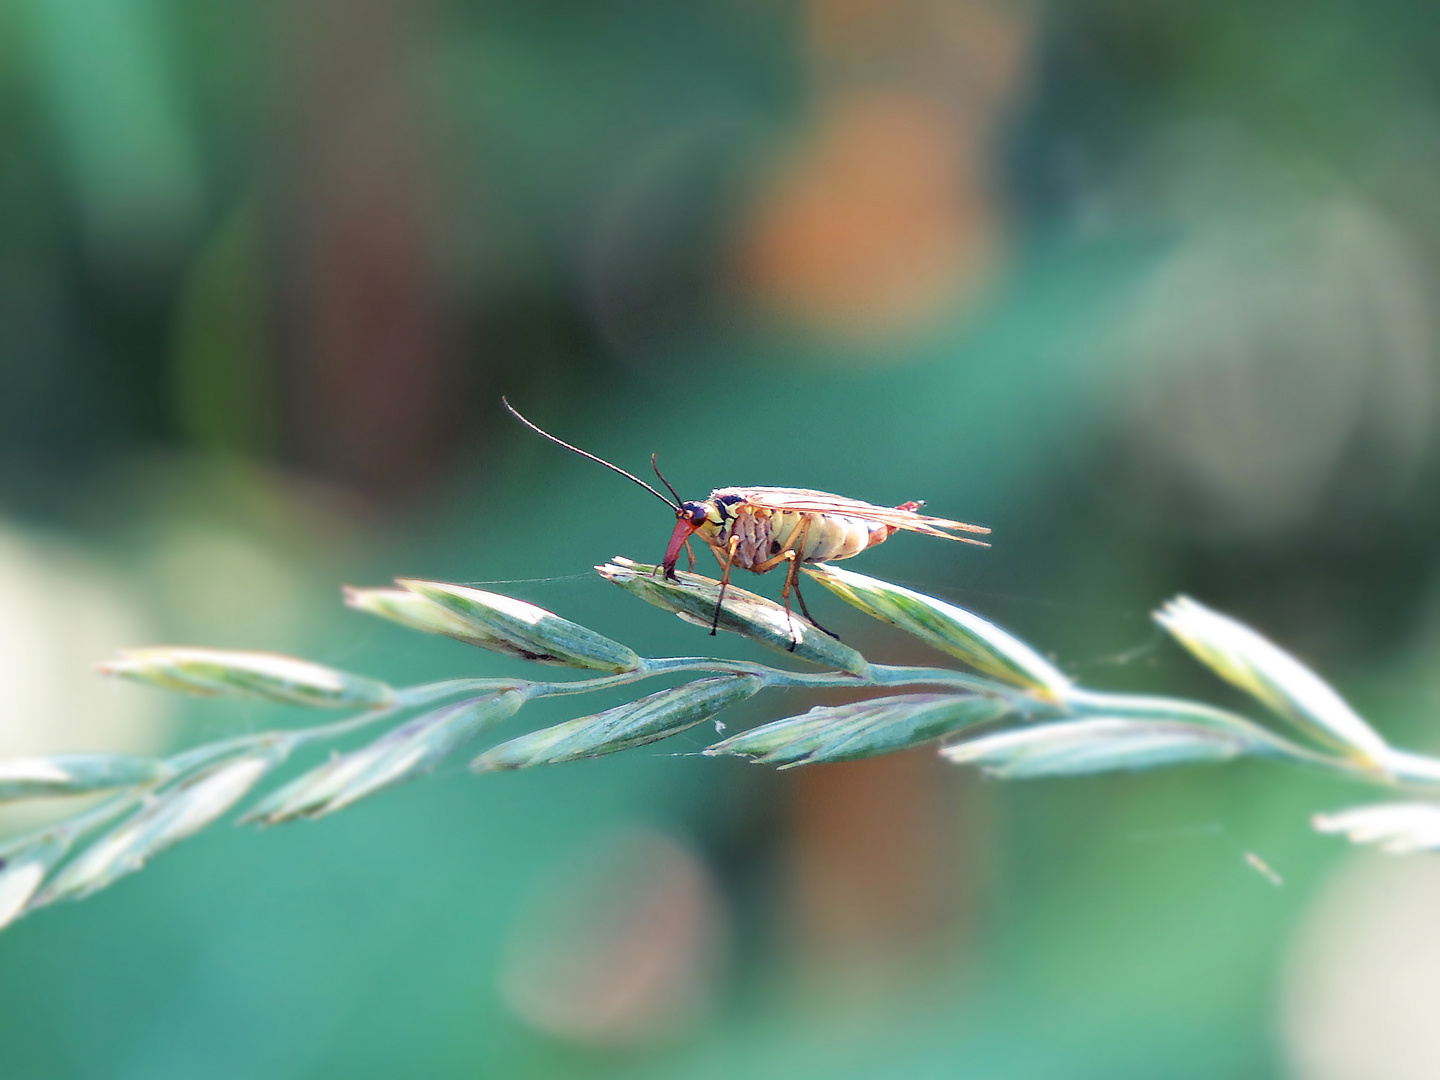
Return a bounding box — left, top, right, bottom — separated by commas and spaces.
661, 501, 711, 579
500, 399, 703, 581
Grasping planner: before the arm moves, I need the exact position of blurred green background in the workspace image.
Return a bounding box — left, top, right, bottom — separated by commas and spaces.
3, 0, 1440, 1076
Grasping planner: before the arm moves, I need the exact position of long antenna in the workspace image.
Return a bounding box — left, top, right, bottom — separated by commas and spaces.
651, 454, 683, 504
502, 397, 680, 511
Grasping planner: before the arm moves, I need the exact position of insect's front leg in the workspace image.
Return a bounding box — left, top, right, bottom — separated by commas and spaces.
710, 536, 741, 636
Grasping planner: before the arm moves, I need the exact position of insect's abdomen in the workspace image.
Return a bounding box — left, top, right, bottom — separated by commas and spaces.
798, 512, 889, 562
726, 507, 889, 569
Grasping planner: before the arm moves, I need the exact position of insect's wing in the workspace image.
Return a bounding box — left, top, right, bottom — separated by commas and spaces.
719, 487, 991, 545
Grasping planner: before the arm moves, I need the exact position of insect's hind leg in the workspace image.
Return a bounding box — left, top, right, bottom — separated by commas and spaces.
778, 551, 804, 651
791, 569, 839, 641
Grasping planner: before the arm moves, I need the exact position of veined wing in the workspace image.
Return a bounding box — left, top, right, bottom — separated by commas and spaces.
714, 487, 991, 545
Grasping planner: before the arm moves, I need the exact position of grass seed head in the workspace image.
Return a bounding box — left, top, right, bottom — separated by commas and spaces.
98, 647, 395, 709
396, 580, 642, 673
474, 676, 762, 770
597, 557, 870, 675
0, 755, 169, 801
1312, 802, 1440, 853
1154, 595, 1389, 768
344, 586, 503, 648
35, 746, 285, 906
0, 837, 71, 931
942, 717, 1255, 778
707, 693, 1009, 767
802, 564, 1071, 696
252, 691, 529, 823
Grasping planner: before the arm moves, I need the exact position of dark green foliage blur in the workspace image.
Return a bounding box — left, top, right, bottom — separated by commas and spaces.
2, 0, 1440, 1076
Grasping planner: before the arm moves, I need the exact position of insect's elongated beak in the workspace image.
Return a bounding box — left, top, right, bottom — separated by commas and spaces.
661, 518, 697, 579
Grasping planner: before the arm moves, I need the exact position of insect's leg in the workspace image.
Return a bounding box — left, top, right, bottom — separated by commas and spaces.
776, 516, 816, 650
684, 538, 696, 573
779, 550, 804, 651
710, 536, 740, 635
791, 572, 839, 640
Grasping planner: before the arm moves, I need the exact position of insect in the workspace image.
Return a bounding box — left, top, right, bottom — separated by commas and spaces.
503, 398, 990, 647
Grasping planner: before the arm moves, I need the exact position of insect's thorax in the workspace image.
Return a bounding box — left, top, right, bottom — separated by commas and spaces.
694, 493, 890, 571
